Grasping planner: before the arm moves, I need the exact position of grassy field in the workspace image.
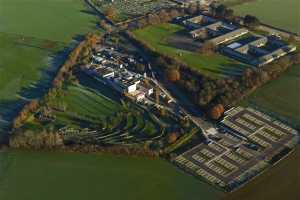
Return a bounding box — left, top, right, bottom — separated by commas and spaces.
0, 0, 98, 135
224, 147, 300, 200
232, 0, 300, 34
133, 23, 249, 78
242, 64, 300, 126
55, 84, 121, 120
0, 151, 221, 200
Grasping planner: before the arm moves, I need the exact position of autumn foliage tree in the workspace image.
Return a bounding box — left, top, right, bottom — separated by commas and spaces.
209, 104, 225, 120
167, 132, 178, 144
198, 41, 215, 55
166, 68, 181, 82
104, 6, 117, 21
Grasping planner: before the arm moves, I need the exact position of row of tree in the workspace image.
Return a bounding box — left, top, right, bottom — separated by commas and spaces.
10, 128, 160, 157
10, 129, 64, 149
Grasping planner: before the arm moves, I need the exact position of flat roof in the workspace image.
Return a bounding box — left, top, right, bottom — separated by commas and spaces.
227, 42, 242, 49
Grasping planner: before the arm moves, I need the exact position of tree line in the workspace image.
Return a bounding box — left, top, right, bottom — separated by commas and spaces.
10, 128, 159, 158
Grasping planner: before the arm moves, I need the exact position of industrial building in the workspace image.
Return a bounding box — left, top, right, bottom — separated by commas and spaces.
183, 14, 249, 45
84, 47, 153, 102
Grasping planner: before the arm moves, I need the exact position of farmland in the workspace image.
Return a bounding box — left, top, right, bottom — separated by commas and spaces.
242, 64, 300, 126
0, 151, 221, 200
232, 0, 300, 34
0, 0, 98, 136
133, 23, 249, 78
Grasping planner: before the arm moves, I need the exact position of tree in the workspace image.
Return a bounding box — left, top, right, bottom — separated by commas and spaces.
198, 41, 215, 55
27, 99, 39, 112
167, 133, 178, 144
224, 8, 234, 19
209, 104, 224, 120
215, 5, 227, 17
104, 6, 117, 21
158, 9, 171, 22
292, 52, 300, 64
166, 68, 181, 82
244, 15, 260, 28
146, 14, 161, 25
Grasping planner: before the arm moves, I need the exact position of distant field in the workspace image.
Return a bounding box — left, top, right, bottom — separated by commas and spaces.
133, 23, 249, 78
242, 64, 300, 126
0, 0, 98, 136
232, 0, 300, 33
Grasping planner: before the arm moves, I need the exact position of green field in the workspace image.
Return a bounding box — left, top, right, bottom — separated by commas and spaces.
0, 151, 221, 200
55, 84, 121, 121
0, 0, 98, 134
232, 0, 300, 33
242, 64, 300, 126
133, 23, 249, 78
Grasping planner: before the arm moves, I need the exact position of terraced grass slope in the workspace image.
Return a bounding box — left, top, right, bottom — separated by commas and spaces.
242, 64, 300, 126
232, 0, 300, 34
22, 72, 179, 144
0, 0, 98, 136
133, 23, 249, 78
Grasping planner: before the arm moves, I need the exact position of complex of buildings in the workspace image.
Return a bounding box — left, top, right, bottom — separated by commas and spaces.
182, 14, 296, 66
84, 47, 153, 102
183, 15, 249, 45
221, 35, 297, 66
174, 106, 298, 191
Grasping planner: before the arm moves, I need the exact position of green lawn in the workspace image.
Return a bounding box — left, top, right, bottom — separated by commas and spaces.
0, 0, 98, 135
57, 84, 120, 120
232, 0, 300, 34
133, 23, 249, 78
242, 64, 300, 126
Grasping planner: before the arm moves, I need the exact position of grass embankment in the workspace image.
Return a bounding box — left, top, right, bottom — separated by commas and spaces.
133, 23, 249, 78
224, 147, 300, 200
0, 0, 98, 136
232, 0, 300, 34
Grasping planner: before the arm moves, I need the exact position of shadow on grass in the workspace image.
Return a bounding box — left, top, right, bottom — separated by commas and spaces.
76, 72, 123, 103
0, 34, 87, 144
